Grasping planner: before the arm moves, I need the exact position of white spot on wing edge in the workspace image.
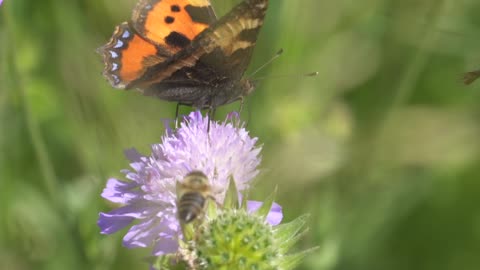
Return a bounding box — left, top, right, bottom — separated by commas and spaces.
110, 74, 120, 84
109, 51, 119, 58
107, 74, 126, 89
114, 40, 124, 48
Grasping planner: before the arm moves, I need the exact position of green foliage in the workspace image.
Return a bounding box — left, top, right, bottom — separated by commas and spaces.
2, 0, 480, 270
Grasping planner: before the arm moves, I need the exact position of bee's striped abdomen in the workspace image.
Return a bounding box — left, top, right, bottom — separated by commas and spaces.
178, 192, 207, 223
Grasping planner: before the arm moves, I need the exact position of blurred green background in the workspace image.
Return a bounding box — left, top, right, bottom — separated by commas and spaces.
2, 0, 480, 269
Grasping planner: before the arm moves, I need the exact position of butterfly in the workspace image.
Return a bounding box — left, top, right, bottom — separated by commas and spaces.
98, 0, 269, 115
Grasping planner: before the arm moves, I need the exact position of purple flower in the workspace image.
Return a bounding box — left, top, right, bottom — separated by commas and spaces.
98, 111, 272, 255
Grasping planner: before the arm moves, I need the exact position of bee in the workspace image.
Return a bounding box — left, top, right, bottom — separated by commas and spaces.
176, 171, 214, 224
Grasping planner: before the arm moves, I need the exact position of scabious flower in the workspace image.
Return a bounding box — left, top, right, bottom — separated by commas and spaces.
98, 111, 282, 256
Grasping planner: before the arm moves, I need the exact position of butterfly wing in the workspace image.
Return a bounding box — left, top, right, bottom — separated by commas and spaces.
197, 0, 269, 82
136, 0, 269, 92
98, 22, 171, 88
99, 0, 217, 89
131, 0, 217, 51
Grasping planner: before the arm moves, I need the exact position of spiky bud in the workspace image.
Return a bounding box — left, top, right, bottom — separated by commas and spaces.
195, 209, 279, 269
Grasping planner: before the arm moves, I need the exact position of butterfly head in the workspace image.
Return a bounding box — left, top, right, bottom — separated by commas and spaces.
210, 78, 256, 108
240, 78, 256, 98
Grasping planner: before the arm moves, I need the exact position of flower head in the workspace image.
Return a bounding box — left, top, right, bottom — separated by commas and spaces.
98, 111, 265, 255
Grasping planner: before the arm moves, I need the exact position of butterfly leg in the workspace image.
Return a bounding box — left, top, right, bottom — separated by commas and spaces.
175, 103, 181, 119
175, 103, 190, 128
175, 103, 181, 128
175, 102, 180, 129
206, 107, 216, 132
235, 96, 251, 129
238, 96, 245, 114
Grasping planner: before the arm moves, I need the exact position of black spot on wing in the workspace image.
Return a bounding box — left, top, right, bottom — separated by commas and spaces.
185, 4, 216, 25
171, 4, 181, 12
165, 31, 191, 48
165, 16, 174, 24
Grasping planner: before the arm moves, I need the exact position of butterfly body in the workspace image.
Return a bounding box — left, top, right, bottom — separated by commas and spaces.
143, 75, 254, 109
99, 0, 268, 109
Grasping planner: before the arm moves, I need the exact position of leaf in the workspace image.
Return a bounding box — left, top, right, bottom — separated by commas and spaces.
223, 175, 239, 209
278, 227, 309, 254
279, 247, 319, 270
206, 197, 218, 220
274, 214, 309, 244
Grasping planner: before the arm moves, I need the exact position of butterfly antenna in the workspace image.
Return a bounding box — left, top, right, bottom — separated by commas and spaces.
252, 71, 319, 82
248, 48, 284, 78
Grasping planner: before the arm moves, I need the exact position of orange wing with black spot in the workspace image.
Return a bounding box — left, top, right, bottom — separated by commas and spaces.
131, 0, 216, 52
99, 0, 216, 89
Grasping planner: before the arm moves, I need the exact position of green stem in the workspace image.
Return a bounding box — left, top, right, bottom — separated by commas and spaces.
3, 5, 60, 205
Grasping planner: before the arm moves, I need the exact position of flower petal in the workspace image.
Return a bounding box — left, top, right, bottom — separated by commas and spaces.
123, 219, 159, 248
123, 218, 176, 249
101, 178, 140, 204
124, 148, 143, 162
247, 200, 283, 226
152, 234, 179, 256
98, 203, 159, 234
98, 212, 134, 234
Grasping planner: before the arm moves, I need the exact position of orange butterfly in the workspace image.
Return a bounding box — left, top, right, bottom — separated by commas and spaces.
99, 0, 269, 114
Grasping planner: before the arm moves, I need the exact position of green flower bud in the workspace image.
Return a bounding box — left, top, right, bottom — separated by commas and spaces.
195, 209, 279, 269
